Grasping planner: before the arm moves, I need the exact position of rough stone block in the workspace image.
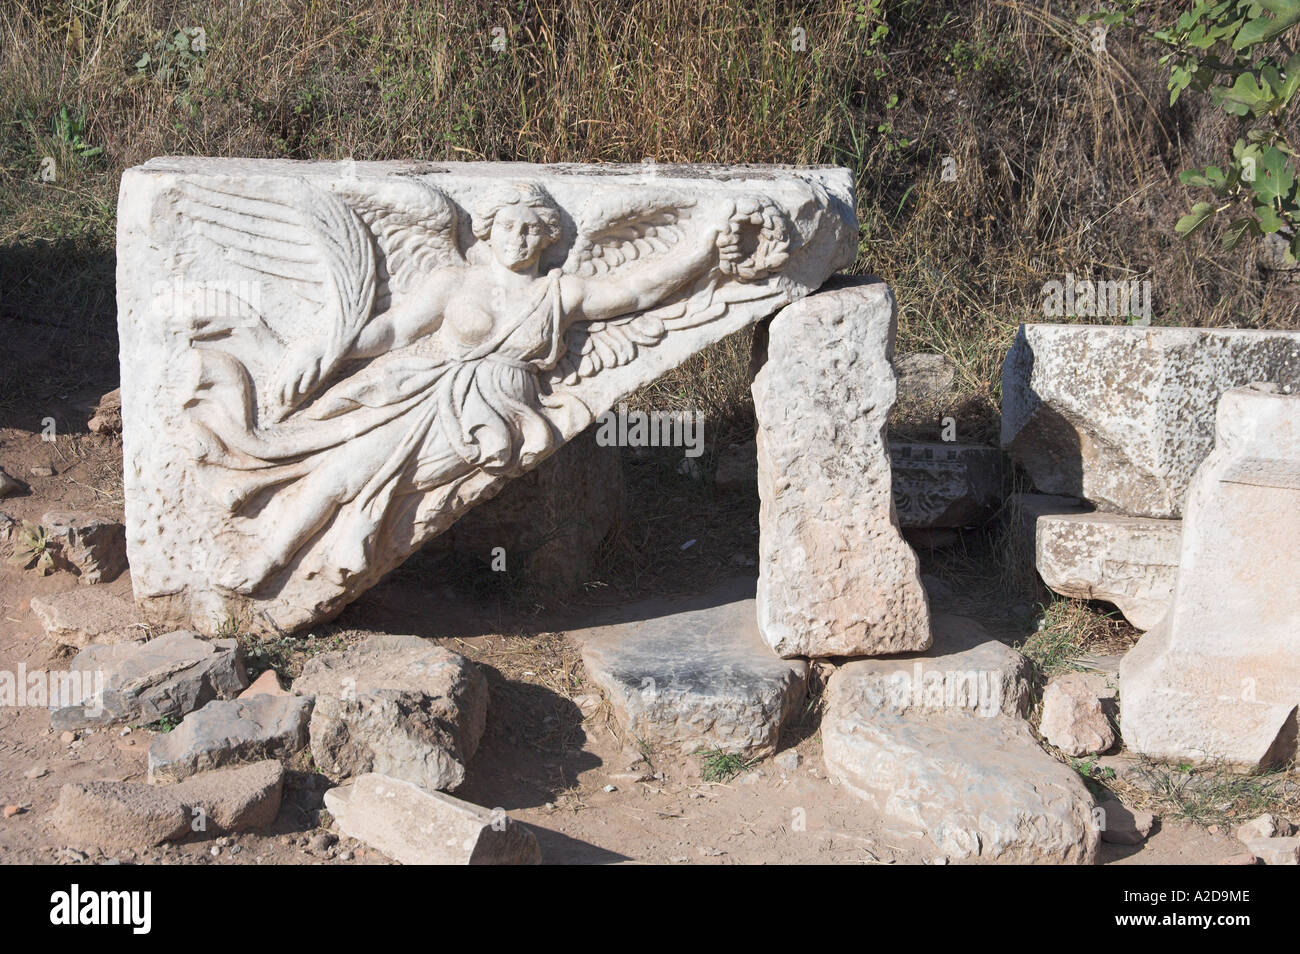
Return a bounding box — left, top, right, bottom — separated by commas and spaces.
1121, 384, 1300, 770
752, 278, 930, 658
1002, 324, 1300, 517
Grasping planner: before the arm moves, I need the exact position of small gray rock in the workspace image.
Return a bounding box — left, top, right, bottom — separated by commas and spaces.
148, 694, 313, 782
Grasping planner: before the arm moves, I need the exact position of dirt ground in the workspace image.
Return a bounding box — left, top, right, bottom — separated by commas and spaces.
0, 408, 1259, 866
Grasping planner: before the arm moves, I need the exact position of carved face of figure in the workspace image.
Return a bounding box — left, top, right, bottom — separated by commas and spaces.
489, 203, 553, 271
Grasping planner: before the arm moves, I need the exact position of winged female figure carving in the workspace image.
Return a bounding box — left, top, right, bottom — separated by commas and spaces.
172, 174, 792, 594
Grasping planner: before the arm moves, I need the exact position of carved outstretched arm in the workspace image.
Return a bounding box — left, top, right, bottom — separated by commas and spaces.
568, 225, 740, 323
350, 267, 459, 358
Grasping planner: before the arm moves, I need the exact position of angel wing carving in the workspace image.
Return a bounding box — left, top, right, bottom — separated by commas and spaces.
548, 193, 793, 387
333, 176, 464, 311
173, 176, 469, 422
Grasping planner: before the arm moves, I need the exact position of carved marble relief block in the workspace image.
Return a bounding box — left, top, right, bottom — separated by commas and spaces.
117, 159, 857, 633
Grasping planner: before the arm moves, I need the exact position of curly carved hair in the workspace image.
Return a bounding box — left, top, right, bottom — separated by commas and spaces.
471, 181, 562, 243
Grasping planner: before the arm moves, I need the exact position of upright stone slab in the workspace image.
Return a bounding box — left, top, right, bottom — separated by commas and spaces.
1121, 383, 1300, 770
752, 278, 930, 658
1002, 324, 1300, 517
1035, 511, 1180, 630
117, 159, 856, 634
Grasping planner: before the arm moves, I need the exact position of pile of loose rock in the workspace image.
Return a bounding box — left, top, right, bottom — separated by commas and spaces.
43, 626, 537, 863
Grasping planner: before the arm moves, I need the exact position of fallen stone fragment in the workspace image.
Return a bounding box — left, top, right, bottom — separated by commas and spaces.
87, 387, 122, 434
1096, 799, 1155, 845
52, 761, 283, 849
575, 579, 808, 757
4, 805, 24, 818
1220, 852, 1260, 865
324, 773, 540, 865
1121, 384, 1300, 769
30, 588, 147, 648
41, 511, 127, 584
50, 630, 248, 731
894, 351, 956, 401
753, 278, 931, 658
713, 440, 757, 491
294, 634, 487, 792
1240, 837, 1300, 865
889, 442, 1002, 529
119, 158, 857, 636
1040, 672, 1118, 757
148, 694, 313, 782
1002, 323, 1300, 517
1034, 510, 1180, 630
0, 467, 26, 498
822, 618, 1098, 864
823, 616, 1033, 721
0, 511, 13, 546
239, 669, 289, 699
1236, 813, 1295, 842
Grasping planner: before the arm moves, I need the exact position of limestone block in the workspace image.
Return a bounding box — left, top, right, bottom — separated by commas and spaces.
117, 159, 857, 634
324, 773, 540, 865
752, 278, 930, 658
575, 579, 807, 757
1121, 383, 1300, 770
1035, 511, 1180, 630
822, 618, 1098, 864
293, 634, 488, 792
1002, 324, 1300, 517
50, 630, 248, 731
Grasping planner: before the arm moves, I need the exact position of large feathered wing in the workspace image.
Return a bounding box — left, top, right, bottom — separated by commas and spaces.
171, 177, 377, 421
547, 194, 696, 385
333, 176, 464, 312
546, 192, 793, 389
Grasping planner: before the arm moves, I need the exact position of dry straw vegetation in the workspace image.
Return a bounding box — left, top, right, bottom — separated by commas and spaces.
3, 0, 1298, 420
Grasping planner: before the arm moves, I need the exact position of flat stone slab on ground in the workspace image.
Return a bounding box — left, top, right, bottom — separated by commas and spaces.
574, 579, 808, 758
324, 772, 540, 865
1001, 323, 1300, 517
822, 618, 1098, 864
30, 588, 147, 648
889, 442, 1002, 529
293, 634, 487, 792
752, 278, 931, 658
1034, 509, 1180, 630
50, 630, 247, 731
148, 693, 313, 782
53, 761, 283, 849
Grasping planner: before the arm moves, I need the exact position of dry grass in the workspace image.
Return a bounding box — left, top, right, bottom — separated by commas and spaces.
1019, 597, 1139, 676
2, 0, 1298, 420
